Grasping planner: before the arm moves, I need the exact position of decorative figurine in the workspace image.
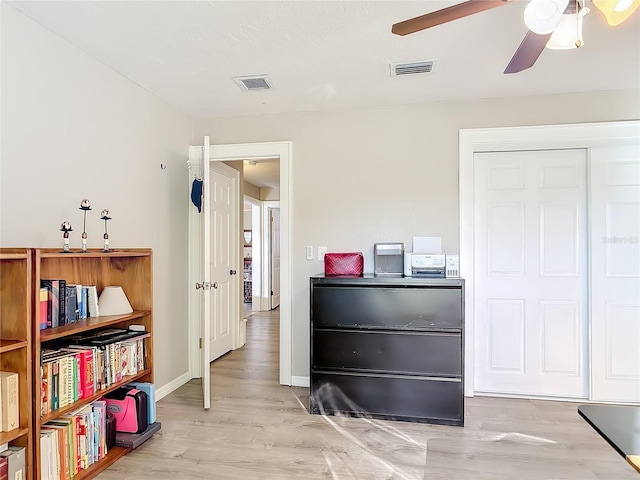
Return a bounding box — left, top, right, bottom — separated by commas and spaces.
100, 209, 112, 252
60, 221, 73, 253
79, 198, 92, 253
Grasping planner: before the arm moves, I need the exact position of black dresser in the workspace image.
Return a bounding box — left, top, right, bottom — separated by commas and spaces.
310, 274, 465, 426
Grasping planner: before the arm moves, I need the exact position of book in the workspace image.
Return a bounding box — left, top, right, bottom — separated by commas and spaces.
58, 355, 70, 409
39, 430, 53, 480
86, 286, 99, 317
41, 361, 51, 416
0, 446, 26, 480
76, 285, 86, 320
0, 372, 19, 432
127, 382, 156, 424
59, 279, 67, 327
81, 286, 88, 319
92, 400, 107, 460
0, 456, 8, 480
40, 287, 49, 330
40, 279, 54, 328
51, 360, 60, 411
65, 284, 77, 325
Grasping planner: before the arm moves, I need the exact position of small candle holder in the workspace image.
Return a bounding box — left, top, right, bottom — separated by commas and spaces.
60, 221, 73, 253
100, 209, 112, 252
79, 199, 92, 253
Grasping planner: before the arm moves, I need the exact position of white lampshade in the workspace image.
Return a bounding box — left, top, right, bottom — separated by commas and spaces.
98, 286, 133, 316
524, 0, 570, 34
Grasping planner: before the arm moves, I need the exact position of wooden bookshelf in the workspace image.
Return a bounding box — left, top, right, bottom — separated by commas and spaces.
0, 248, 33, 479
33, 248, 154, 480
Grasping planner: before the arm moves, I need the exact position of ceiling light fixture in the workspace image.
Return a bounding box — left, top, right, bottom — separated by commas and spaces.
524, 0, 570, 34
593, 0, 640, 25
546, 3, 590, 49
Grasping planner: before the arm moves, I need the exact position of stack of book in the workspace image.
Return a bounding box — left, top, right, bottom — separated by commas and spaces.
41, 328, 149, 416
39, 281, 100, 330
40, 400, 108, 480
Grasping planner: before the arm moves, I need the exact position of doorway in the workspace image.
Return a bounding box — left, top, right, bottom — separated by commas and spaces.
188, 140, 293, 388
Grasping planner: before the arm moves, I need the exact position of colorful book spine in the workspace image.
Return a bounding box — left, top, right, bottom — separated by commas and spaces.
40, 287, 49, 330
59, 279, 67, 327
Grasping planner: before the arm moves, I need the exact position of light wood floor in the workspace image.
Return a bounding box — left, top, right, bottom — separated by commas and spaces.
98, 310, 637, 479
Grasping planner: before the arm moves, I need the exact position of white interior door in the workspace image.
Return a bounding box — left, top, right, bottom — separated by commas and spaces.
270, 207, 281, 309
208, 161, 239, 362
474, 149, 588, 398
590, 143, 640, 403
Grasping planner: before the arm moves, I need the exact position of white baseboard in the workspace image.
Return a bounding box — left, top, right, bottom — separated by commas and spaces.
291, 375, 309, 387
155, 371, 192, 401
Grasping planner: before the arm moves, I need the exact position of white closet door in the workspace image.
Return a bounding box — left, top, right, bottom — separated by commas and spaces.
590, 143, 640, 403
474, 149, 588, 398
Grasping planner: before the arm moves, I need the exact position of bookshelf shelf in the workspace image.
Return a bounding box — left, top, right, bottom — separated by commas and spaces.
0, 339, 28, 353
0, 248, 33, 479
33, 248, 154, 480
0, 427, 30, 445
73, 446, 130, 480
40, 311, 151, 342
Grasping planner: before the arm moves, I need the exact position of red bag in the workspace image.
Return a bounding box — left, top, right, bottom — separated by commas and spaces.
324, 252, 364, 276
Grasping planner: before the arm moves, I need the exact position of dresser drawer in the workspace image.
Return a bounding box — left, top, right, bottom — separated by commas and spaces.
310, 372, 463, 425
312, 285, 462, 329
313, 329, 462, 376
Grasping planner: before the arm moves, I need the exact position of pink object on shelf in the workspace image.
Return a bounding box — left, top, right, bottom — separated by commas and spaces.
324, 252, 364, 276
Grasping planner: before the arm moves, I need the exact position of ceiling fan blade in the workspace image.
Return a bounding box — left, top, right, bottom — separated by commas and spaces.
392, 0, 511, 36
503, 30, 552, 74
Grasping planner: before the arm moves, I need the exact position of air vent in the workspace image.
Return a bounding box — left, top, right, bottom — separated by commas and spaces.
390, 60, 437, 76
233, 75, 273, 91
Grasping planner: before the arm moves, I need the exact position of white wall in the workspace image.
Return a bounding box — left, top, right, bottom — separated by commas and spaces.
194, 89, 640, 379
1, 5, 194, 391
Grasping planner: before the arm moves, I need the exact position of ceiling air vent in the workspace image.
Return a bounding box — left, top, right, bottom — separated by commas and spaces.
233, 75, 273, 91
390, 60, 437, 76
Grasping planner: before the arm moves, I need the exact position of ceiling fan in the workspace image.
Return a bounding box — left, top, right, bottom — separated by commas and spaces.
391, 0, 640, 74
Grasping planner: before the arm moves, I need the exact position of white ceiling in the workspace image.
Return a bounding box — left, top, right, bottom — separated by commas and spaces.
242, 159, 280, 189
8, 1, 640, 120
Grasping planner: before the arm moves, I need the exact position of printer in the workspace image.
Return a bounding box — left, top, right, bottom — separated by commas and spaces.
404, 253, 459, 278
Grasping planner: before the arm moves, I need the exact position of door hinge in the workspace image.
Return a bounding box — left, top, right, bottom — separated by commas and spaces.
199, 338, 203, 349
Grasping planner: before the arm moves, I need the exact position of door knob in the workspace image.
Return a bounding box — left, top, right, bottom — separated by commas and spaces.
213, 282, 219, 289
230, 269, 237, 275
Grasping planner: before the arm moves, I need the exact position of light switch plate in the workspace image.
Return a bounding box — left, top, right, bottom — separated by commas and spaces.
318, 246, 327, 261
306, 246, 313, 260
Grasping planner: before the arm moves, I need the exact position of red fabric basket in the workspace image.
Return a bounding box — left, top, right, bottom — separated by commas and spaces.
324, 252, 364, 276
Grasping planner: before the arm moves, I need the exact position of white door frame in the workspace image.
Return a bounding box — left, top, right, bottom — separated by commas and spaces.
244, 195, 262, 312
262, 201, 280, 311
459, 121, 640, 397
189, 141, 293, 386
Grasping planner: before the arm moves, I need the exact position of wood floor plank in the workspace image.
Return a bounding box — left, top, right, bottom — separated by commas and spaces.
97, 310, 638, 479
